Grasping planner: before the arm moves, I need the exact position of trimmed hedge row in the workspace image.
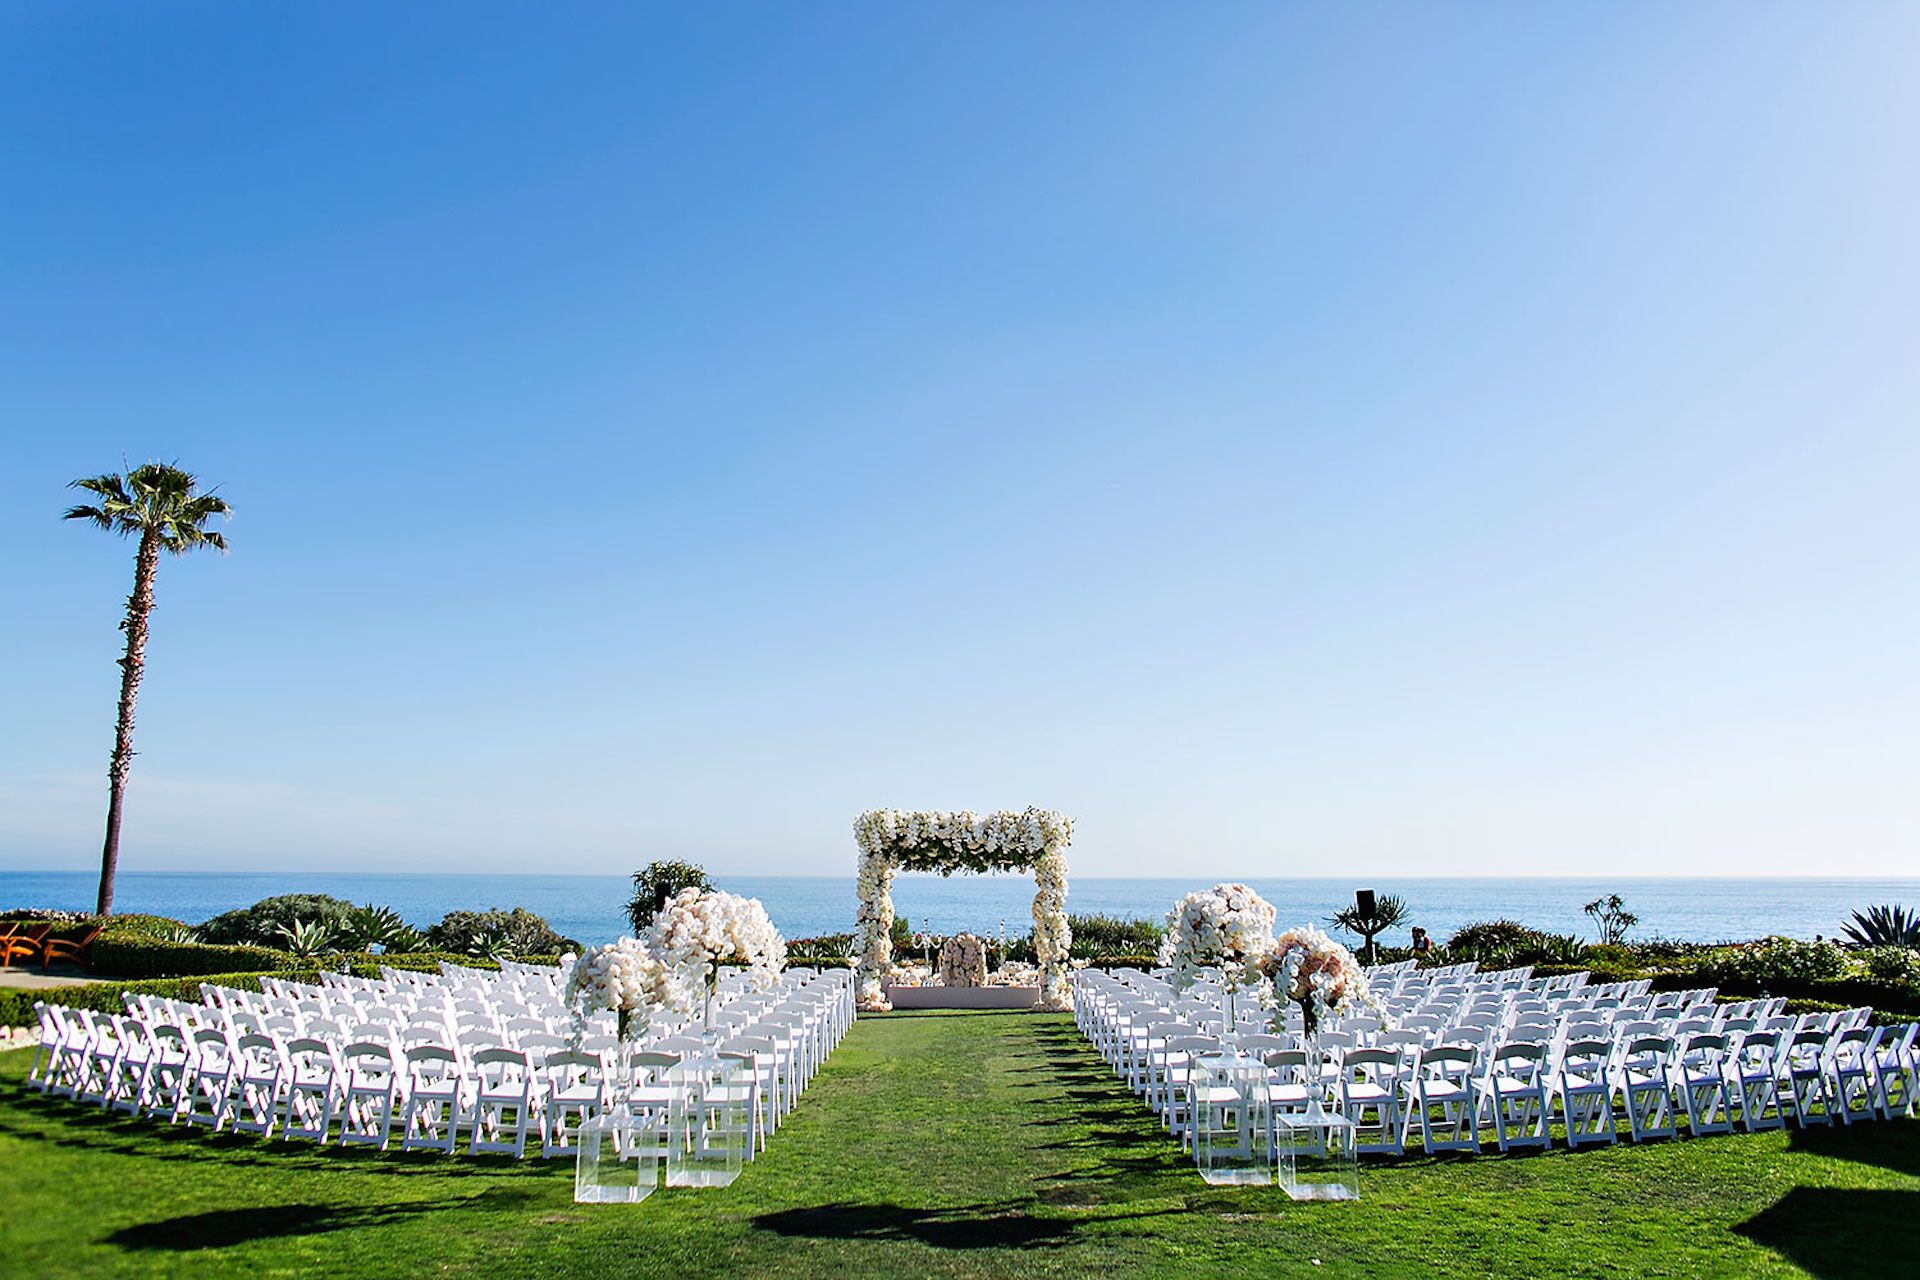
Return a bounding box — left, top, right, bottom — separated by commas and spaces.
91, 937, 295, 979
0, 969, 327, 1028
1530, 963, 1920, 1016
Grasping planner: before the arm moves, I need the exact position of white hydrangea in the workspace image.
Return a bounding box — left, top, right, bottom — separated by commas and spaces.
564, 934, 694, 1041
647, 887, 788, 995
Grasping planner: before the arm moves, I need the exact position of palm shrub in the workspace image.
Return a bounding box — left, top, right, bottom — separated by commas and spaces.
1329, 894, 1408, 964
201, 894, 358, 948
626, 860, 714, 933
1583, 894, 1639, 945
1842, 904, 1920, 948
64, 464, 231, 915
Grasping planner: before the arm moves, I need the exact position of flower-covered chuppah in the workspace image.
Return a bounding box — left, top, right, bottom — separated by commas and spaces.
854, 807, 1074, 1011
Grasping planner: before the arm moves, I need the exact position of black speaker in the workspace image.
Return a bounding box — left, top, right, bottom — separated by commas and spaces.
1356, 889, 1377, 916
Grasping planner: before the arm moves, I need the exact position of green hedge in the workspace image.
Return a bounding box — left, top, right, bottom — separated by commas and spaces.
91, 937, 296, 979
0, 968, 326, 1028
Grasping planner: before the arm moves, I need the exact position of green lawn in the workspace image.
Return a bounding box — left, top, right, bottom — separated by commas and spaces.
1, 1011, 1914, 1279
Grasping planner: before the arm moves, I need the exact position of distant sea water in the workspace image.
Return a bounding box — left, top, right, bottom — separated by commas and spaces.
4, 871, 1917, 949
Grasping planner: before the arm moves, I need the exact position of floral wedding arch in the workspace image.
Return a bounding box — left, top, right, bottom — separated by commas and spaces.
854, 808, 1073, 1012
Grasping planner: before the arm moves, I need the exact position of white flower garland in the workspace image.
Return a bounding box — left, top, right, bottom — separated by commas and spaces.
854, 808, 1074, 1011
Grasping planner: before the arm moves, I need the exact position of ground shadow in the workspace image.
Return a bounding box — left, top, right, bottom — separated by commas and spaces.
1735, 1187, 1920, 1280
1785, 1121, 1920, 1176
754, 1200, 1077, 1250
105, 1188, 538, 1252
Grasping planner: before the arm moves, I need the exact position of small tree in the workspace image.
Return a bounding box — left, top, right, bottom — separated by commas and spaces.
1583, 894, 1639, 946
626, 860, 714, 933
1330, 892, 1409, 965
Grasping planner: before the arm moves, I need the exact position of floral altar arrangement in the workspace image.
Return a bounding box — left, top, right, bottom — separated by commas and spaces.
1161, 883, 1278, 996
937, 933, 989, 988
854, 807, 1074, 1011
649, 887, 789, 1028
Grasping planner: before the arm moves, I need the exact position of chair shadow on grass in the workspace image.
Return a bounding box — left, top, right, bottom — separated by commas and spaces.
754, 1198, 1183, 1251
106, 1187, 539, 1252
1783, 1121, 1920, 1177
1735, 1187, 1920, 1280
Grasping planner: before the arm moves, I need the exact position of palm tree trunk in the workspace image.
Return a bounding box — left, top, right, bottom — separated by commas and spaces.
96, 530, 160, 917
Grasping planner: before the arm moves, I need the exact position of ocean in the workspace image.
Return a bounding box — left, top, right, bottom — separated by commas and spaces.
3, 870, 1915, 949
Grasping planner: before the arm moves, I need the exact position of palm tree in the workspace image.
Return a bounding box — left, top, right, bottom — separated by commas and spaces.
1329, 892, 1409, 965
65, 464, 231, 916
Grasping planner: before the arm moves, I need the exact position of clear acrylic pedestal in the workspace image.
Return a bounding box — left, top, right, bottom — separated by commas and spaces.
1275, 1109, 1359, 1201
1193, 1051, 1272, 1186
574, 1107, 663, 1204
667, 1054, 750, 1188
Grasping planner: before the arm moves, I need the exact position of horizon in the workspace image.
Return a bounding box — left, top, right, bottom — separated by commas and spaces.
6, 7, 1919, 882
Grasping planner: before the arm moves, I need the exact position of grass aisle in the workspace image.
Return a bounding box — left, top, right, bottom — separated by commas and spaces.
2, 1012, 1916, 1278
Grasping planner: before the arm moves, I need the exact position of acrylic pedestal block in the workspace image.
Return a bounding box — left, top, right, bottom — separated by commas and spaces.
1275, 1110, 1359, 1201
573, 1110, 662, 1204
667, 1054, 750, 1189
1192, 1052, 1272, 1187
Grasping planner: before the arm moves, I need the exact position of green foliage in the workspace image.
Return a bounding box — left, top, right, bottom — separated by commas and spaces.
1066, 914, 1165, 959
1444, 920, 1537, 954
1842, 904, 1920, 948
626, 860, 714, 933
336, 903, 424, 952
424, 908, 578, 959
199, 894, 357, 948
89, 937, 294, 979
787, 934, 855, 963
1328, 893, 1409, 962
1583, 893, 1639, 945
1858, 946, 1920, 988
273, 917, 338, 957
1696, 937, 1853, 985
0, 967, 324, 1027
98, 913, 191, 938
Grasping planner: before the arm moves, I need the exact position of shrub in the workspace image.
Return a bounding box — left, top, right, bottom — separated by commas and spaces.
0, 968, 326, 1027
424, 908, 577, 959
199, 895, 358, 947
1859, 946, 1920, 988
1444, 920, 1538, 956
1067, 914, 1166, 959
787, 934, 855, 963
89, 937, 294, 979
1697, 938, 1852, 985
626, 860, 714, 933
336, 903, 425, 953
100, 913, 193, 939
1085, 954, 1159, 970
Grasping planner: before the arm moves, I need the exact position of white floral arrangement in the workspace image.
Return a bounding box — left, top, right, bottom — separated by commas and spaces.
937, 934, 989, 988
1252, 923, 1379, 1036
1161, 883, 1278, 994
649, 887, 788, 1001
853, 808, 1074, 1011
564, 934, 693, 1042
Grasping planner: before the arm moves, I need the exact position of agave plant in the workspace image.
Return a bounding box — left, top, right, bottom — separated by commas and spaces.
160, 924, 201, 945
458, 926, 515, 962
274, 917, 338, 958
1530, 933, 1590, 965
1841, 904, 1920, 948
339, 903, 423, 953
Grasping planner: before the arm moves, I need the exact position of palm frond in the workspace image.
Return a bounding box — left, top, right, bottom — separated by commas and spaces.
62, 504, 119, 532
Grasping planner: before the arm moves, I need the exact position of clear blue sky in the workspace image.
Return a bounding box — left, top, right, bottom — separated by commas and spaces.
3, 5, 1916, 879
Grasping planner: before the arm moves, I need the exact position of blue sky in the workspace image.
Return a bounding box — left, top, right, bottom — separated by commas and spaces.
3, 5, 1916, 879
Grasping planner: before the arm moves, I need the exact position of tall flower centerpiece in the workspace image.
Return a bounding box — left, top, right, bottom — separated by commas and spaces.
1161, 883, 1278, 1037
647, 887, 788, 1031
1253, 924, 1378, 1119
564, 934, 692, 1050
853, 808, 1074, 1011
